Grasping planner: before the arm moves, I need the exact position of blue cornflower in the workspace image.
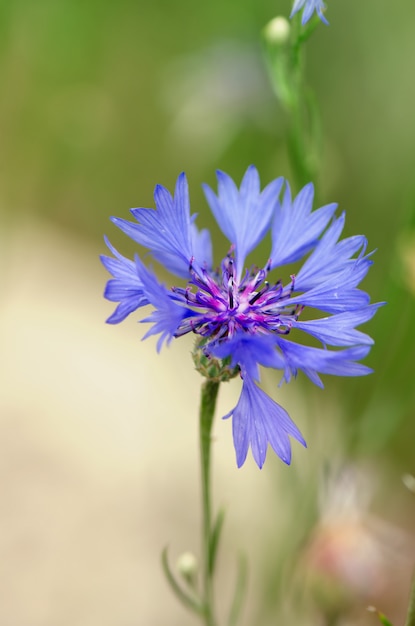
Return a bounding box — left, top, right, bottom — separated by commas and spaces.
290, 0, 328, 25
101, 167, 380, 468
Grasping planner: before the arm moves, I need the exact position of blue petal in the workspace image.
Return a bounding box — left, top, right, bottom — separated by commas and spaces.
289, 256, 373, 313
105, 297, 147, 325
203, 166, 283, 280
276, 338, 373, 386
209, 332, 286, 381
224, 375, 306, 468
134, 256, 195, 352
101, 236, 150, 324
294, 213, 370, 292
111, 173, 196, 279
270, 182, 337, 268
290, 0, 328, 25
292, 304, 384, 347
190, 220, 213, 270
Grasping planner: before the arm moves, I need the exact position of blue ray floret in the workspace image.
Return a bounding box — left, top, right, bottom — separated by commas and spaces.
101, 167, 381, 468
290, 0, 328, 25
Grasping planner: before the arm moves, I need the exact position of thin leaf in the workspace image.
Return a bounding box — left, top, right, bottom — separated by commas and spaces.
378, 614, 394, 626
209, 507, 226, 576
228, 554, 248, 626
367, 606, 394, 626
404, 572, 415, 626
161, 547, 204, 615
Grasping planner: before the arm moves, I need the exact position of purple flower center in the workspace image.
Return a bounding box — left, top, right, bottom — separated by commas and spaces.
173, 251, 304, 342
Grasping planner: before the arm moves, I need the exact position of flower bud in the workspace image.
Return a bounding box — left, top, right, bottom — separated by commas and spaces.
176, 551, 198, 588
263, 17, 290, 46
261, 17, 294, 109
192, 338, 240, 383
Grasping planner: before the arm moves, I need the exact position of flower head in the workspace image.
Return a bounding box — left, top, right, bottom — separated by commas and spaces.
290, 0, 328, 25
101, 167, 380, 468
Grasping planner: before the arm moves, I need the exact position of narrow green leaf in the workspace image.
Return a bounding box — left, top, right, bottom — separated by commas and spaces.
296, 13, 321, 45
404, 573, 415, 626
209, 507, 226, 576
227, 554, 248, 626
368, 606, 394, 626
378, 614, 394, 626
161, 547, 204, 616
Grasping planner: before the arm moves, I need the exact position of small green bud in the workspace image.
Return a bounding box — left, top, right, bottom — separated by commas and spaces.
263, 17, 290, 47
176, 551, 198, 588
262, 16, 294, 110
192, 337, 240, 383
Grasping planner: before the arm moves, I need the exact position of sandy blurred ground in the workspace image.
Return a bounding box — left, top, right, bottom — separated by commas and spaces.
0, 219, 295, 626
1, 220, 413, 626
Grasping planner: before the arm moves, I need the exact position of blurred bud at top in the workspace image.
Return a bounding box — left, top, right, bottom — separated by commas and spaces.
263, 17, 290, 46
290, 0, 329, 26
261, 18, 294, 110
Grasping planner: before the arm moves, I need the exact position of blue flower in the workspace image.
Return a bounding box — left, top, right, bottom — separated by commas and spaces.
290, 0, 328, 25
101, 166, 381, 468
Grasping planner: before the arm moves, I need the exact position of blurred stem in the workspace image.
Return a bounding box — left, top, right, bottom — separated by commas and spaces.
288, 96, 316, 190
262, 13, 322, 195
404, 573, 415, 626
288, 15, 321, 193
199, 380, 220, 626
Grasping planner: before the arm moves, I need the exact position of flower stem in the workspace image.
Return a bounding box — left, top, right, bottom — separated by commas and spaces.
199, 380, 220, 626
262, 13, 322, 196
288, 15, 321, 194
404, 573, 415, 626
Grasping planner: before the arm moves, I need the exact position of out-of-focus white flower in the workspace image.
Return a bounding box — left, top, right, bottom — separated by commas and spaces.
302, 466, 414, 624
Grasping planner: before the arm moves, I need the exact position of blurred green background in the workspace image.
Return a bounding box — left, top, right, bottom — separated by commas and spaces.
1, 0, 414, 625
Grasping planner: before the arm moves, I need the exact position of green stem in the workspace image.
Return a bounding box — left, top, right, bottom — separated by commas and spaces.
404, 573, 415, 626
262, 12, 322, 193
289, 18, 321, 193
288, 99, 312, 190
199, 380, 220, 626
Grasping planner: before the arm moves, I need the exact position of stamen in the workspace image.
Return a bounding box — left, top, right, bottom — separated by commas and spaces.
249, 281, 270, 305
228, 276, 234, 309
290, 274, 296, 292
174, 254, 301, 343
